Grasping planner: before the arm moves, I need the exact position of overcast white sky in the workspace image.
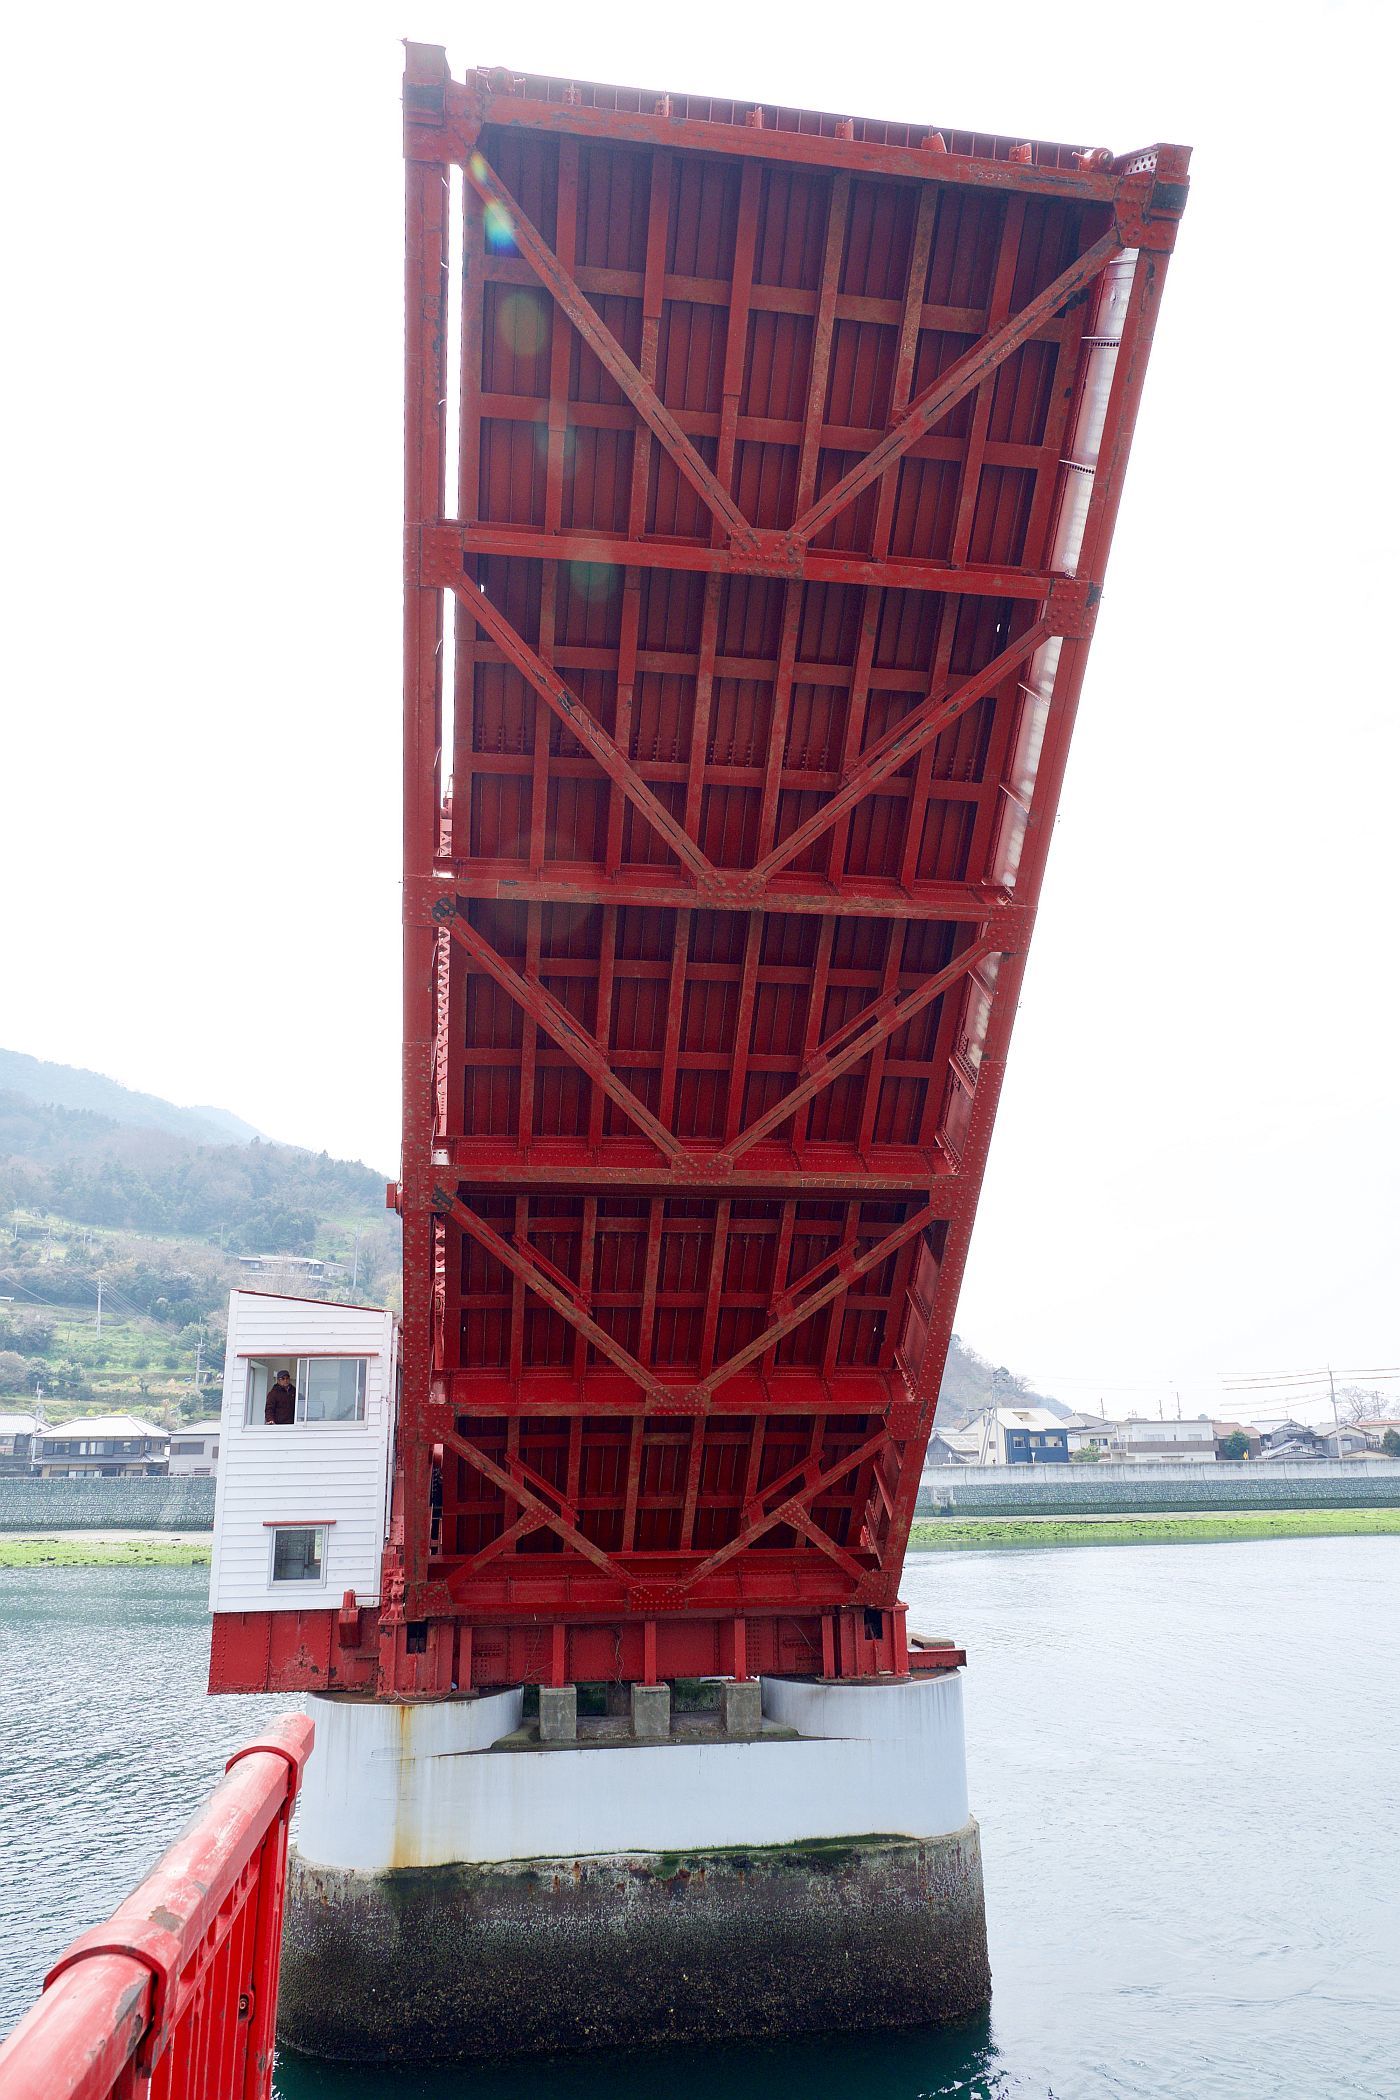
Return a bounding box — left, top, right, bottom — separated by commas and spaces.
3, 0, 1395, 1421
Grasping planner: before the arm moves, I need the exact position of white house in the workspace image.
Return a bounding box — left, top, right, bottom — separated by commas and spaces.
168, 1425, 221, 1477
208, 1291, 397, 1615
1114, 1417, 1217, 1463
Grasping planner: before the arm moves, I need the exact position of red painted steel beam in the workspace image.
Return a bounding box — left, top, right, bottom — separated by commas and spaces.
420, 867, 1034, 925
423, 519, 1058, 599
415, 69, 1182, 212
432, 1146, 963, 1194
750, 617, 1061, 884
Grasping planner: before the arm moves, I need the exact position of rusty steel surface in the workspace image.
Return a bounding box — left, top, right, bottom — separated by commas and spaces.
0, 1716, 313, 2100
209, 52, 1187, 1697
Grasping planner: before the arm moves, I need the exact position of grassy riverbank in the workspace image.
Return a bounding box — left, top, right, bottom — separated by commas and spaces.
909, 1508, 1400, 1550
0, 1537, 212, 1568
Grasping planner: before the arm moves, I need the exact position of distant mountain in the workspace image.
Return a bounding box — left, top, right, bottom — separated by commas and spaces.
0, 1049, 264, 1147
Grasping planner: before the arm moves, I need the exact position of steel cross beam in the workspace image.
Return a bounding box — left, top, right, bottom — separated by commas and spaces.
461, 149, 755, 548
428, 518, 1059, 600
442, 901, 992, 1180
437, 905, 689, 1165
790, 226, 1124, 545
423, 867, 1032, 927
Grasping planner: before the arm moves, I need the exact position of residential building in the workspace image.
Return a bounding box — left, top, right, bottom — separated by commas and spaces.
168, 1425, 221, 1477
953, 1406, 1070, 1465
1063, 1413, 1117, 1458
0, 1412, 43, 1477
237, 1255, 326, 1278
1312, 1425, 1383, 1460
1113, 1417, 1217, 1463
925, 1423, 985, 1465
36, 1415, 170, 1478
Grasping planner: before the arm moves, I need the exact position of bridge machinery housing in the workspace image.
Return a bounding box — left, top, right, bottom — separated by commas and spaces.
205, 49, 1187, 2061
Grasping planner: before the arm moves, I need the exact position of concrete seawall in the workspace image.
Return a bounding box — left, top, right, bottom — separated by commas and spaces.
0, 1477, 216, 1531
917, 1459, 1400, 1519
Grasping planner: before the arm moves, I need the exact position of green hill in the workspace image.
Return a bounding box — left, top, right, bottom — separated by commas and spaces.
0, 1058, 398, 1424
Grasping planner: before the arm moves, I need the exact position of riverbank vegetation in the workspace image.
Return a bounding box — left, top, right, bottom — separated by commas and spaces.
0, 1538, 212, 1568
908, 1509, 1400, 1550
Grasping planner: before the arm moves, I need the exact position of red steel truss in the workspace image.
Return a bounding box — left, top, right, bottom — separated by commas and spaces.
211, 53, 1186, 1697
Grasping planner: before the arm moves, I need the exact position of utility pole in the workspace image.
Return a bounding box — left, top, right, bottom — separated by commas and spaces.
1328, 1364, 1343, 1460
352, 1230, 362, 1293
193, 1329, 204, 1397
95, 1274, 103, 1338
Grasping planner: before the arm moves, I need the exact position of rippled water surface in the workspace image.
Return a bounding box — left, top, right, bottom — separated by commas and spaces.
3, 1538, 1398, 2098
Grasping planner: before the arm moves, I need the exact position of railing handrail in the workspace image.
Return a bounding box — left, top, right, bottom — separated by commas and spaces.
0, 1712, 313, 2100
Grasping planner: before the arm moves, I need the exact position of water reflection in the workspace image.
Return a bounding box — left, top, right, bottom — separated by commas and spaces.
274, 2013, 1026, 2100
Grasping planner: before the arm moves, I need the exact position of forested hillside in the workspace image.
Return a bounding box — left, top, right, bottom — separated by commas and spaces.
0, 1056, 398, 1422
0, 1091, 385, 1251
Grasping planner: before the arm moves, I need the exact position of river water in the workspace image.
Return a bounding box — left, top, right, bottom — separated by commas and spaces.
2, 1539, 1397, 2098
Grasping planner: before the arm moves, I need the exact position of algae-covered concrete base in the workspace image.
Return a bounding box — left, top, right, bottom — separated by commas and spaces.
279, 1674, 989, 2061
279, 1822, 989, 2061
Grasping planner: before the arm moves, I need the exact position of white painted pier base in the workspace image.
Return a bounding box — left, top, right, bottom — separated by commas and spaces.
279, 1675, 990, 2062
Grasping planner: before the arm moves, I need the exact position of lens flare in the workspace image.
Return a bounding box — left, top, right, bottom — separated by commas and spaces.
568, 562, 620, 603
484, 199, 518, 255
496, 290, 548, 357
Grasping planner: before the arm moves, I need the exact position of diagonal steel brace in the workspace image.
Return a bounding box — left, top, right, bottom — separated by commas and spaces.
790, 226, 1123, 545
438, 905, 689, 1165
462, 150, 756, 548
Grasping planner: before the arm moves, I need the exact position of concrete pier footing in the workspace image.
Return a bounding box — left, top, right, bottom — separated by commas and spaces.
279, 1674, 990, 2062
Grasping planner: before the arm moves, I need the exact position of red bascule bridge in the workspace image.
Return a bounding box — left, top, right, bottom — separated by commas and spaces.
0, 52, 1191, 2084
209, 52, 1186, 1710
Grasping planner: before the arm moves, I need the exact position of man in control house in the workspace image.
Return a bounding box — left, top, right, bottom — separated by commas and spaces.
264, 1369, 297, 1425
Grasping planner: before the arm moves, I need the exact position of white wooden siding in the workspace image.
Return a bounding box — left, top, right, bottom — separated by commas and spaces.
209, 1291, 396, 1613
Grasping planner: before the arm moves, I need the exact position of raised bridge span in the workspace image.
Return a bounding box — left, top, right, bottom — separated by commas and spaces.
402, 56, 1188, 1703
209, 53, 1187, 1706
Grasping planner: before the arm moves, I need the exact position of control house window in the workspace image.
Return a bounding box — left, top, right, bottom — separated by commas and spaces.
245, 1357, 369, 1426
270, 1526, 327, 1585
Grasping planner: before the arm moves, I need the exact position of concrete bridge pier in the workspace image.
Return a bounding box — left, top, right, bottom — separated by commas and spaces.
277, 1670, 990, 2062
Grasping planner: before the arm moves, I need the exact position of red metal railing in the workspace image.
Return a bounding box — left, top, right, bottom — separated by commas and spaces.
0, 1714, 313, 2100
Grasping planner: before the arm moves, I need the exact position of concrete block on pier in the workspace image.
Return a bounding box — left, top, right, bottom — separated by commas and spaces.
630, 1681, 670, 1738
721, 1678, 762, 1736
538, 1684, 576, 1743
